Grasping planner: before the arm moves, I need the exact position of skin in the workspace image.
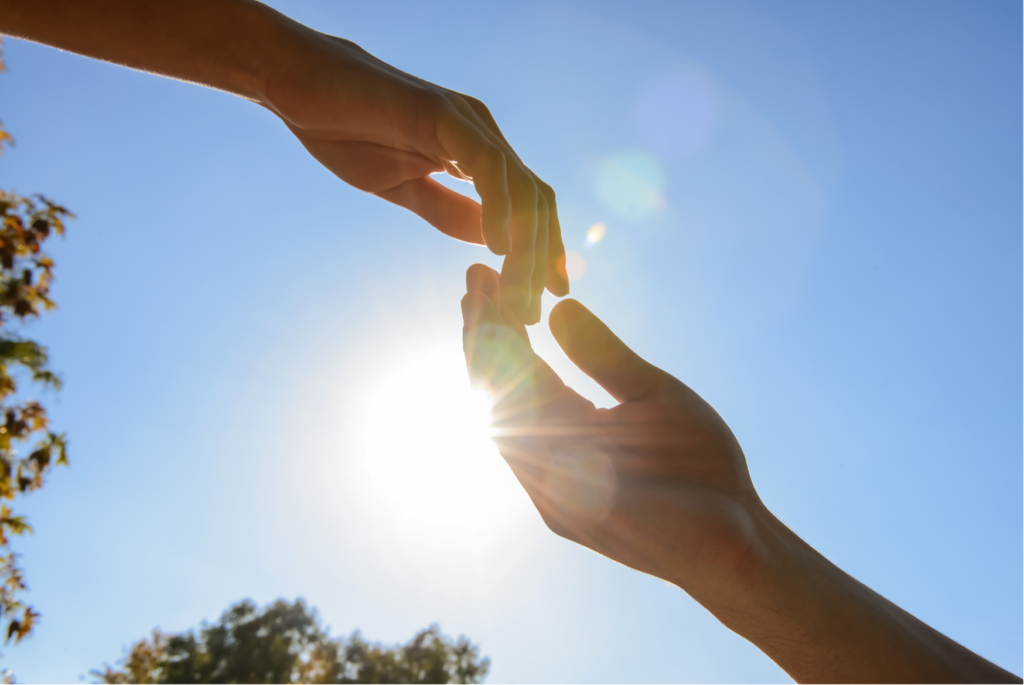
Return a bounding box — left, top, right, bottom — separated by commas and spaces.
461, 263, 1021, 684
0, 0, 567, 323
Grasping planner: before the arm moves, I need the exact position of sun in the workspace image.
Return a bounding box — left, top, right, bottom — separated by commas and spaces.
349, 337, 533, 567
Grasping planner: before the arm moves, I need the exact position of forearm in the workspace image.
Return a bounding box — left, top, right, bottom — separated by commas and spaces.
707, 508, 1020, 683
0, 0, 305, 102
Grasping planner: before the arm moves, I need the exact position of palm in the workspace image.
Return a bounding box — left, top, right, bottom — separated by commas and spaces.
499, 374, 762, 591
462, 263, 764, 597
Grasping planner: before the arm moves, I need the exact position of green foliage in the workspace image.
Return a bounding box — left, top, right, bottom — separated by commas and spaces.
0, 37, 72, 651
0, 39, 11, 154
92, 599, 490, 684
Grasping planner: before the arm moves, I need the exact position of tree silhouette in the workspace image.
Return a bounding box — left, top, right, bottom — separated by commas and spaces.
0, 36, 72, 652
92, 599, 490, 684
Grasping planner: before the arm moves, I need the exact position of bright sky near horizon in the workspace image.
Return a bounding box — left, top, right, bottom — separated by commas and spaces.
0, 0, 1020, 681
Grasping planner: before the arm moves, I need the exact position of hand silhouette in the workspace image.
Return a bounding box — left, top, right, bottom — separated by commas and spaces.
263, 33, 567, 323
460, 264, 763, 596
0, 0, 568, 324
459, 263, 1022, 684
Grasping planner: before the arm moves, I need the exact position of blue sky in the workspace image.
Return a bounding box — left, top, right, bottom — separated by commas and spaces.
0, 0, 1020, 681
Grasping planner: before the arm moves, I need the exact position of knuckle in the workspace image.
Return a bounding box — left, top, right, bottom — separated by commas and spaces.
535, 187, 550, 212
408, 88, 454, 138
417, 88, 450, 114
479, 144, 506, 173
449, 94, 476, 119
465, 95, 491, 116
538, 180, 557, 204
513, 168, 539, 203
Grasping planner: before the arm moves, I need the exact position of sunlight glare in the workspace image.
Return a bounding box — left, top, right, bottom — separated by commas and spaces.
350, 339, 536, 577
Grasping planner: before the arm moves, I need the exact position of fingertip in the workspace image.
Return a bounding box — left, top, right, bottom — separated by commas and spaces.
482, 210, 512, 256
381, 177, 486, 245
554, 263, 571, 296
548, 252, 570, 295
466, 263, 500, 299
548, 298, 586, 342
550, 297, 586, 318
466, 264, 484, 290
546, 279, 570, 298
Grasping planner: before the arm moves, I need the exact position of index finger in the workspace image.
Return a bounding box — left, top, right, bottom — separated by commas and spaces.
458, 95, 569, 301
462, 267, 563, 416
435, 108, 512, 255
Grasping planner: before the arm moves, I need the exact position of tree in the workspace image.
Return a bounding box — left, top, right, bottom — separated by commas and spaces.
0, 36, 71, 652
92, 599, 490, 684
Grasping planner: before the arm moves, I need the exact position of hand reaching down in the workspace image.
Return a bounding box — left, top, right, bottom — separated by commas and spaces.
262, 31, 568, 323
0, 0, 568, 324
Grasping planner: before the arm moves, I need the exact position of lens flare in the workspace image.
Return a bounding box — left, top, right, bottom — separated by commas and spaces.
596, 149, 666, 221
584, 222, 606, 248
564, 251, 586, 281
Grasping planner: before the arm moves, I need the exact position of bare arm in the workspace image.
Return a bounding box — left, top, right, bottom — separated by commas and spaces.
460, 263, 1020, 683
728, 510, 1017, 682
0, 0, 567, 323
0, 0, 276, 99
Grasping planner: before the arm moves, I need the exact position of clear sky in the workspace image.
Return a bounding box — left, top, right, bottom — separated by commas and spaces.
0, 0, 1020, 681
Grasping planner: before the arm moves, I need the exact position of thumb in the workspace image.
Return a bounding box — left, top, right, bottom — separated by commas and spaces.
377, 176, 485, 245
549, 299, 674, 403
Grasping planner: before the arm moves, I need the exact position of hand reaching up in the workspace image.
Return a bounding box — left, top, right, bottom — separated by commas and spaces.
459, 263, 1021, 684
460, 263, 764, 602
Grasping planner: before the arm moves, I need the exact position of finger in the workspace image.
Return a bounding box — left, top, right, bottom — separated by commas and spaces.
457, 97, 553, 318
460, 288, 563, 416
467, 263, 530, 344
500, 303, 530, 346
435, 109, 512, 254
459, 95, 515, 150
288, 133, 487, 245
377, 176, 484, 244
539, 182, 570, 297
549, 299, 676, 403
462, 290, 514, 393
466, 262, 501, 301
498, 162, 539, 322
528, 182, 550, 325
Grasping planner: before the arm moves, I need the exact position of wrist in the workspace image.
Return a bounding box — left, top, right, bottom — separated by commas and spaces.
240, 4, 319, 108
675, 501, 799, 636
686, 506, 862, 679
701, 505, 1014, 683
